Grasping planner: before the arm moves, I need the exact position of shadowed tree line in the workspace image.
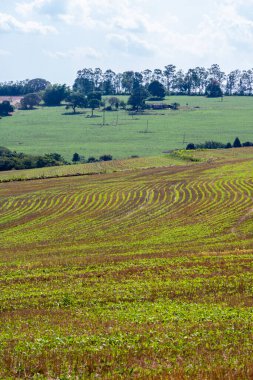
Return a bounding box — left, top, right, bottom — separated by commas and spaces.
73, 65, 253, 96
2, 65, 253, 97
186, 137, 253, 150
0, 147, 67, 171
0, 78, 50, 96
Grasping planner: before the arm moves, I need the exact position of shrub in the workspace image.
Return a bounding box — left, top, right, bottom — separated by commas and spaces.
0, 100, 14, 116
87, 156, 98, 163
242, 141, 253, 147
20, 93, 41, 110
186, 143, 196, 150
196, 141, 226, 149
99, 154, 113, 161
119, 100, 126, 109
171, 102, 180, 110
72, 153, 80, 163
233, 137, 242, 148
108, 97, 120, 109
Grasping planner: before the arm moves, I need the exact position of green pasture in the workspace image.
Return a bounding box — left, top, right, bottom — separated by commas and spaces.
1, 96, 253, 160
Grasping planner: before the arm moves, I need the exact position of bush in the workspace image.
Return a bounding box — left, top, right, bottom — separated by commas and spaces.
72, 153, 80, 163
185, 138, 252, 151
20, 93, 41, 110
99, 154, 113, 161
0, 146, 12, 156
171, 102, 180, 110
242, 141, 253, 147
0, 147, 67, 171
87, 156, 98, 163
119, 100, 126, 109
0, 100, 14, 116
104, 106, 112, 111
186, 143, 196, 150
108, 97, 120, 109
233, 137, 242, 148
196, 141, 226, 149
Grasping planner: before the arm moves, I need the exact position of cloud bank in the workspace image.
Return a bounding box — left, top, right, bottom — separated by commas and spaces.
1, 0, 253, 82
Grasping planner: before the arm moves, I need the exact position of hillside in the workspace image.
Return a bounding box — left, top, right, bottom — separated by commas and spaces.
1, 96, 253, 160
0, 148, 253, 378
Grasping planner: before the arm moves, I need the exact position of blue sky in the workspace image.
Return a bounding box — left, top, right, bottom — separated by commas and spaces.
1, 0, 253, 85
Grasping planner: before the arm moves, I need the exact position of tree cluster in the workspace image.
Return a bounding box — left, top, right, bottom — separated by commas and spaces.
20, 93, 41, 110
72, 65, 253, 97
0, 101, 14, 116
43, 84, 69, 106
3, 65, 253, 99
72, 153, 113, 163
0, 147, 67, 171
65, 91, 102, 114
0, 78, 50, 96
186, 137, 252, 150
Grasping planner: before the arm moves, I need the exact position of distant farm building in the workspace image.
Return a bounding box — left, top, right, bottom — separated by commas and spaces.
149, 104, 172, 110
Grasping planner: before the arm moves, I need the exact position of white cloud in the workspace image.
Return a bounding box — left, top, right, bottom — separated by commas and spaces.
16, 0, 47, 15
0, 12, 57, 34
16, 0, 66, 16
150, 0, 253, 65
219, 2, 253, 42
44, 47, 102, 60
15, 0, 162, 33
107, 33, 154, 56
3, 0, 253, 83
113, 16, 148, 34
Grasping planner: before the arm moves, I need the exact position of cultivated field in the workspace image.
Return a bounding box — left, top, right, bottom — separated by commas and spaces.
1, 148, 253, 379
0, 152, 199, 183
1, 96, 253, 160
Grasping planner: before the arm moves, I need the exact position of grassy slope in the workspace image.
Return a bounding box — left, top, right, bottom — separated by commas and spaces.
1, 96, 253, 160
1, 149, 253, 378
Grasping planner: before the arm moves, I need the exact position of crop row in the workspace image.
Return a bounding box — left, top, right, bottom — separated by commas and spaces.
1, 156, 253, 378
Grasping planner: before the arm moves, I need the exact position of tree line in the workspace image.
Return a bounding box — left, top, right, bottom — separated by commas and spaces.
0, 146, 115, 171
2, 64, 253, 97
0, 147, 67, 171
0, 78, 50, 96
73, 65, 253, 96
186, 137, 253, 151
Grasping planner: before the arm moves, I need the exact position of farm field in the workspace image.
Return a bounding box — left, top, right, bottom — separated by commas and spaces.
1, 146, 253, 183
0, 148, 253, 378
1, 96, 253, 160
0, 152, 197, 183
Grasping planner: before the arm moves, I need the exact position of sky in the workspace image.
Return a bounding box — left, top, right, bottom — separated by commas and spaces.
1, 0, 253, 85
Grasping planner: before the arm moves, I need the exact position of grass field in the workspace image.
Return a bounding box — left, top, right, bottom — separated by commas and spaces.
1, 96, 253, 161
1, 148, 253, 378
